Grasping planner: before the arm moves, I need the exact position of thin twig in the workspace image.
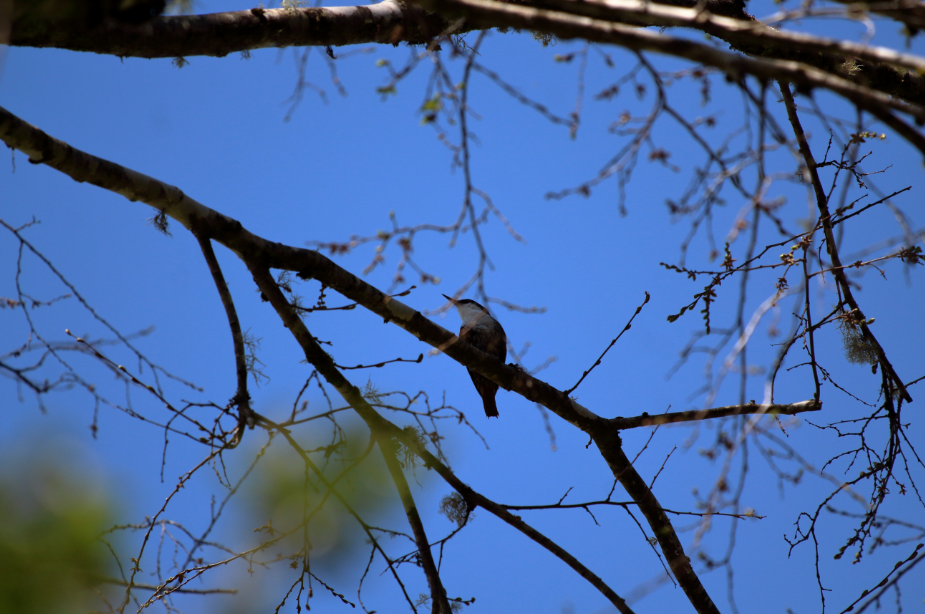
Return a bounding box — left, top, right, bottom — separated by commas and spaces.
566, 291, 649, 394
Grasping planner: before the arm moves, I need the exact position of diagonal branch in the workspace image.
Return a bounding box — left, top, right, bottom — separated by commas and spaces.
378, 435, 452, 614
412, 0, 925, 155
567, 291, 649, 394
589, 424, 721, 614
0, 106, 637, 612
247, 283, 635, 612
193, 231, 253, 442
247, 264, 453, 614
778, 83, 912, 404
268, 420, 420, 612
528, 0, 925, 106
822, 0, 925, 30
392, 432, 637, 614
0, 103, 821, 614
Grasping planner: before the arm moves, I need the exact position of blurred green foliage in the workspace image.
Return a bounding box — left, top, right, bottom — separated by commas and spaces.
0, 439, 112, 614
247, 430, 399, 570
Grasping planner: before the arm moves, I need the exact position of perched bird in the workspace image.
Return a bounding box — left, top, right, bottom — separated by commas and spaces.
443, 294, 507, 418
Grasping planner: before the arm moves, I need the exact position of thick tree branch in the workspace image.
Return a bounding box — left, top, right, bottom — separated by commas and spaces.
3, 0, 742, 56
247, 264, 452, 614
413, 0, 925, 155
9, 1, 450, 57
193, 231, 253, 442
823, 0, 925, 30
390, 430, 637, 614
1, 104, 827, 614
268, 420, 420, 612
526, 0, 925, 106
588, 425, 721, 614
8, 0, 925, 107
378, 435, 452, 614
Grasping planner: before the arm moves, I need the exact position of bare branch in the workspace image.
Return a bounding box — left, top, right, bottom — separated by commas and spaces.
248, 265, 453, 614
193, 231, 254, 442
779, 82, 913, 404
0, 102, 834, 614
567, 291, 650, 394
413, 0, 925, 153
94, 576, 236, 595
527, 0, 925, 105
10, 1, 451, 57
611, 399, 822, 430
822, 0, 925, 30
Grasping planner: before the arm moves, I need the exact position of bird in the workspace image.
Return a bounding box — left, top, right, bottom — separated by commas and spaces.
443, 294, 507, 418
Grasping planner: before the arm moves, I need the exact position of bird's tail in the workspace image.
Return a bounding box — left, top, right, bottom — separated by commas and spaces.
482, 396, 499, 418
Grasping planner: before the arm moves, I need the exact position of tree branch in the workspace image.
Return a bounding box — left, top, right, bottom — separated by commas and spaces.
567, 291, 649, 395
778, 83, 912, 404
95, 576, 237, 595
193, 231, 253, 442
0, 105, 635, 613
610, 399, 822, 430
413, 0, 925, 155
822, 0, 925, 31
247, 264, 453, 614
9, 0, 925, 107
338, 408, 638, 613
3, 103, 831, 614
268, 420, 420, 612
526, 0, 925, 106
10, 1, 450, 57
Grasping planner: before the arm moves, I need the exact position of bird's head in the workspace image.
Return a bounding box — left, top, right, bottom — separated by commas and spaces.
442, 294, 490, 323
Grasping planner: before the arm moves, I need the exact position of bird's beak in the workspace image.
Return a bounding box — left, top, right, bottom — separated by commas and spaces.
442, 294, 456, 303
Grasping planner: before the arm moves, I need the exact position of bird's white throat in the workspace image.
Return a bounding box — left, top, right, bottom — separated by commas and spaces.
454, 303, 493, 328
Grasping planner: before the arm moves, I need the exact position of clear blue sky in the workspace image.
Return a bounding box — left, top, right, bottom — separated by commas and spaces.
1, 1, 923, 612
